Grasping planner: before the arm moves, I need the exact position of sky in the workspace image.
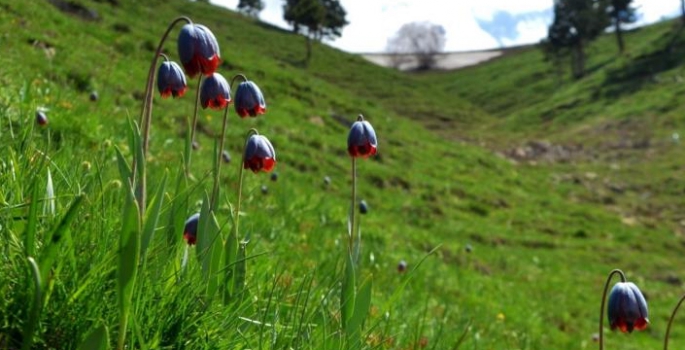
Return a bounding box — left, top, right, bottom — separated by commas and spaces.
211, 0, 682, 53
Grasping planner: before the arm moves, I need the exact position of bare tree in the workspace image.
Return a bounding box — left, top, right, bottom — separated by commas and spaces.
386, 22, 446, 70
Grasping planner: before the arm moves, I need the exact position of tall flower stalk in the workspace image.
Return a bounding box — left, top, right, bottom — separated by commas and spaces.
664, 294, 685, 349
223, 129, 275, 301
134, 16, 191, 215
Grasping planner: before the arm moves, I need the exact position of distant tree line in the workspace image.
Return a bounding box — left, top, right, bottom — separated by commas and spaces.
542, 0, 637, 79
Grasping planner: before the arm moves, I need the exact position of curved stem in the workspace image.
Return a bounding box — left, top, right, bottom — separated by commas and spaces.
210, 106, 230, 210
599, 269, 627, 350
140, 15, 191, 156
664, 293, 685, 350
134, 15, 191, 216
230, 74, 248, 88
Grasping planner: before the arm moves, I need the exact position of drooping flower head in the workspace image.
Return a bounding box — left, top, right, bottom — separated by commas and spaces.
243, 134, 276, 173
347, 115, 378, 158
234, 80, 266, 117
607, 282, 649, 333
183, 213, 200, 245
157, 61, 187, 98
200, 73, 231, 109
177, 23, 221, 78
35, 110, 48, 126
359, 199, 369, 214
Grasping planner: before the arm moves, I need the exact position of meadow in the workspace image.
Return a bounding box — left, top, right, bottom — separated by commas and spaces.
2, 0, 685, 349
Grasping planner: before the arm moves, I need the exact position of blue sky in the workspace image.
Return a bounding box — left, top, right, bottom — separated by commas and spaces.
212, 0, 681, 53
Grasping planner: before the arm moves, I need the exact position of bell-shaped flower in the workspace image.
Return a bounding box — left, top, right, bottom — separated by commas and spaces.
234, 80, 266, 117
177, 23, 221, 77
243, 134, 276, 173
200, 73, 231, 109
157, 61, 187, 98
607, 282, 649, 333
347, 117, 378, 158
183, 213, 200, 246
35, 110, 48, 126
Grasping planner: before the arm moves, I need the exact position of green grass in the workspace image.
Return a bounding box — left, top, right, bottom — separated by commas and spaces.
2, 0, 685, 349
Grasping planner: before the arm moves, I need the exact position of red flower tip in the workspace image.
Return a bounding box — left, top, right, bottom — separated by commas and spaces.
183, 232, 197, 245
348, 143, 377, 158
347, 117, 378, 158
243, 134, 276, 173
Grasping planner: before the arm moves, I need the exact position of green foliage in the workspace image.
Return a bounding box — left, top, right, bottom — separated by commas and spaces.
3, 0, 685, 349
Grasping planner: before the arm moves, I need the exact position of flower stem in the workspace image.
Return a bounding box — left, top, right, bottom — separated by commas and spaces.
664, 293, 685, 349
135, 15, 191, 216
187, 75, 203, 174
235, 129, 259, 237
348, 157, 357, 258
210, 105, 230, 210
599, 269, 627, 350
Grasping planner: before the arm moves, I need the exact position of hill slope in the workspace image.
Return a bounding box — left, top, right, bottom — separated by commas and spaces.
0, 1, 682, 349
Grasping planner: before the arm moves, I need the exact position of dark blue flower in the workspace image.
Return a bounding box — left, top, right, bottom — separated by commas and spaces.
177, 23, 221, 78
359, 200, 369, 214
608, 282, 649, 333
347, 116, 377, 158
183, 213, 199, 245
157, 61, 187, 98
35, 110, 48, 126
397, 260, 407, 273
234, 81, 266, 117
200, 73, 231, 109
244, 134, 276, 173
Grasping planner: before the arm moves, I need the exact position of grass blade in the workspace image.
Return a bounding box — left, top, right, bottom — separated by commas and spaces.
77, 323, 110, 350
39, 194, 84, 286
114, 146, 132, 184
21, 257, 42, 350
24, 180, 40, 257
141, 170, 168, 258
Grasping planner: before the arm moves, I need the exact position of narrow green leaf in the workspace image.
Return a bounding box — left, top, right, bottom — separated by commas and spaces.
21, 257, 42, 350
114, 146, 132, 184
348, 277, 372, 334
24, 180, 40, 257
206, 211, 222, 300
223, 228, 238, 302
117, 184, 141, 350
77, 323, 110, 350
39, 194, 84, 285
196, 193, 212, 271
141, 171, 167, 258
130, 120, 145, 190
340, 252, 356, 332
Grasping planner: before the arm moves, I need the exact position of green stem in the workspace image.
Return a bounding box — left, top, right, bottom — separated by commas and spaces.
187, 75, 203, 175
349, 157, 357, 257
235, 129, 259, 237
664, 293, 685, 350
135, 15, 191, 216
599, 269, 627, 350
210, 105, 230, 210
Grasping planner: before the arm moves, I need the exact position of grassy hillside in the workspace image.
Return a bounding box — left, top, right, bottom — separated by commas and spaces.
1, 0, 684, 349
